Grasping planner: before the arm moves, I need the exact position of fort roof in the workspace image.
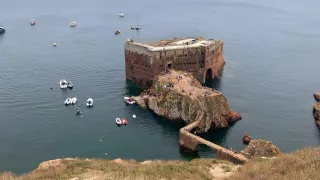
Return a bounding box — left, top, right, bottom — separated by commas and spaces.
127, 37, 222, 52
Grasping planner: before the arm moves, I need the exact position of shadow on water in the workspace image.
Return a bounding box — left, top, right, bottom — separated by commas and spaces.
124, 80, 143, 96
204, 78, 222, 90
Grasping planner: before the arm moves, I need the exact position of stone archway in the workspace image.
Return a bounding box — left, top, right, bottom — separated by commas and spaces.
205, 68, 213, 82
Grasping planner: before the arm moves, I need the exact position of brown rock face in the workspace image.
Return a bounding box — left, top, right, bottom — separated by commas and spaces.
241, 139, 282, 159
313, 103, 320, 127
242, 132, 252, 144
134, 70, 241, 132
314, 93, 320, 101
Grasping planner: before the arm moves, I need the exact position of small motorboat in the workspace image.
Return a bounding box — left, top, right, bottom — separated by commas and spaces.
132, 114, 136, 119
130, 26, 135, 30
121, 118, 128, 125
64, 98, 72, 105
70, 21, 77, 27
134, 25, 142, 30
124, 96, 135, 105
118, 12, 124, 17
67, 81, 73, 89
0, 27, 5, 34
75, 108, 81, 115
60, 79, 68, 89
30, 19, 36, 25
53, 42, 57, 47
86, 98, 94, 107
71, 97, 77, 104
115, 30, 120, 35
116, 117, 122, 125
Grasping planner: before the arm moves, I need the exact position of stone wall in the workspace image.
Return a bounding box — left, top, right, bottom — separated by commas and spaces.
124, 40, 225, 87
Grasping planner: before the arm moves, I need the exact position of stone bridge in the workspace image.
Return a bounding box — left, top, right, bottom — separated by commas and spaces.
179, 121, 249, 164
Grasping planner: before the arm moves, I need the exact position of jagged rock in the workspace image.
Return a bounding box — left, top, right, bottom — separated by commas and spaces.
134, 70, 241, 132
316, 120, 320, 127
241, 139, 281, 159
242, 132, 252, 144
313, 103, 320, 121
314, 93, 320, 101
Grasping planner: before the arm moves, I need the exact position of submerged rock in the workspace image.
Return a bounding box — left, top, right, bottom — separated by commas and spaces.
134, 70, 241, 132
314, 93, 320, 101
241, 139, 281, 159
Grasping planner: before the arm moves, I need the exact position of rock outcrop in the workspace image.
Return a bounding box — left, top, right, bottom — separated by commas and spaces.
313, 103, 320, 127
241, 139, 282, 159
134, 70, 241, 132
314, 93, 320, 101
242, 132, 252, 144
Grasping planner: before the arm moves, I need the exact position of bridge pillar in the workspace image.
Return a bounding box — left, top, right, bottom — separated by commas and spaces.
179, 131, 199, 151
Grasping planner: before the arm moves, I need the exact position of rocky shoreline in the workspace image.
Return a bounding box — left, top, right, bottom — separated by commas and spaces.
133, 70, 241, 132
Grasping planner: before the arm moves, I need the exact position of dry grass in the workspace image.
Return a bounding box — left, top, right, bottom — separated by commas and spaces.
0, 158, 234, 180
226, 148, 320, 180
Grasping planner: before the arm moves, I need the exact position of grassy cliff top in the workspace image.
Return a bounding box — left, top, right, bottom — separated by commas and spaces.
2, 147, 320, 180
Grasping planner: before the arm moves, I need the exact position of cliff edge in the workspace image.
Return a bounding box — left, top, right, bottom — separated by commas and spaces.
134, 70, 241, 132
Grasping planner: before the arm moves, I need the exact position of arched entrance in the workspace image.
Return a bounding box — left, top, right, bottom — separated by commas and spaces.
205, 68, 213, 82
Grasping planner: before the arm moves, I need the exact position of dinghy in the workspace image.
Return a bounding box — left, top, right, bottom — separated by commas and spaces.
75, 108, 81, 115
116, 117, 122, 125
86, 98, 94, 107
60, 79, 68, 89
71, 97, 77, 104
64, 98, 72, 105
67, 81, 73, 89
122, 118, 128, 125
124, 96, 135, 105
30, 19, 36, 25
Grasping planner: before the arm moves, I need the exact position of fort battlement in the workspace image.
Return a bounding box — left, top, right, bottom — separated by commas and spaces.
124, 37, 225, 88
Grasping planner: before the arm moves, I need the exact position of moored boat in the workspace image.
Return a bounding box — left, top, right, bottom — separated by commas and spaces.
71, 97, 77, 104
86, 98, 94, 107
0, 27, 5, 34
60, 79, 68, 89
67, 81, 73, 89
124, 96, 135, 105
118, 12, 124, 17
121, 118, 128, 125
64, 98, 72, 105
75, 108, 81, 115
70, 21, 77, 27
30, 19, 36, 25
116, 117, 122, 125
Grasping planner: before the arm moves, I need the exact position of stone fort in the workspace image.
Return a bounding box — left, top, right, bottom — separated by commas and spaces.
124, 37, 225, 87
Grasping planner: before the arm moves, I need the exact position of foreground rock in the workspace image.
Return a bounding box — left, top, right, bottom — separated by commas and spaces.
241, 139, 282, 159
134, 70, 241, 132
314, 93, 320, 101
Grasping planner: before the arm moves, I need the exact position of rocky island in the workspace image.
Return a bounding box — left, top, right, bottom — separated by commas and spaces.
134, 70, 241, 132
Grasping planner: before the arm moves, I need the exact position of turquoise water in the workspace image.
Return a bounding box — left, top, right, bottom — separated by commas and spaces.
0, 0, 320, 173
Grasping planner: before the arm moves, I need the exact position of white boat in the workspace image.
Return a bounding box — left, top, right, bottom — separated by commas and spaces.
118, 12, 124, 17
60, 79, 68, 89
75, 108, 81, 115
70, 21, 77, 27
64, 98, 72, 105
71, 97, 77, 104
116, 117, 122, 125
30, 19, 36, 25
124, 96, 135, 105
86, 98, 94, 107
67, 81, 73, 89
53, 42, 57, 47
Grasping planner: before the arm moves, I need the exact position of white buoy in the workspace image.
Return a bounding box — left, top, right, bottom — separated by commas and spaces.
105, 153, 108, 155
53, 42, 57, 46
100, 139, 102, 142
133, 114, 136, 118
